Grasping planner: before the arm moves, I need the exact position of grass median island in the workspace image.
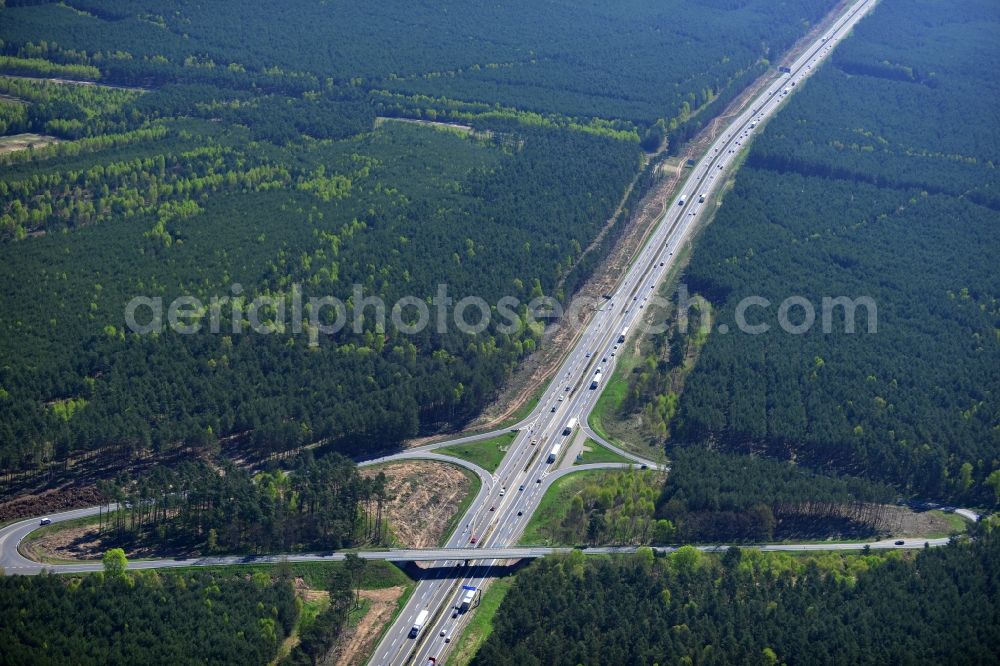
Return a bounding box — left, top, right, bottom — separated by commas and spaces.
518, 470, 605, 546
521, 468, 669, 546
573, 438, 632, 465
588, 362, 632, 444
436, 432, 516, 473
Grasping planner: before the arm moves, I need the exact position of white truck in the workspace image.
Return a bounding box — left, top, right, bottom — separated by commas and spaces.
459, 587, 477, 612
590, 369, 602, 390
618, 327, 628, 343
409, 609, 430, 638
547, 443, 562, 464
678, 195, 686, 206
563, 417, 577, 435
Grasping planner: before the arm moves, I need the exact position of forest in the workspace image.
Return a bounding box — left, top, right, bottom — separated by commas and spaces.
0, 115, 636, 481
657, 446, 898, 542
0, 0, 840, 487
0, 568, 299, 665
625, 0, 1000, 505
0, 0, 837, 129
474, 525, 1000, 665
88, 453, 389, 554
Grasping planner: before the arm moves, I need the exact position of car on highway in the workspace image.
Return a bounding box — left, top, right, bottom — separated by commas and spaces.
531, 439, 537, 445
445, 632, 452, 643
585, 352, 591, 357
440, 628, 447, 637
39, 517, 51, 526
470, 536, 477, 544
499, 488, 505, 496
551, 406, 557, 412
452, 610, 459, 619
517, 511, 523, 517
490, 506, 495, 512
536, 478, 541, 483
519, 484, 525, 491
558, 396, 564, 402
894, 540, 905, 546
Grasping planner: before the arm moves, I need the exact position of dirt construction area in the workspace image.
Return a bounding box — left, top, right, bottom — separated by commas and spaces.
323, 586, 407, 666
362, 460, 473, 548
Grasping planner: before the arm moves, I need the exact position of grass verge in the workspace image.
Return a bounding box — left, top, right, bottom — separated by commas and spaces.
574, 438, 632, 465
588, 353, 639, 446
437, 432, 516, 473
122, 560, 414, 590
518, 470, 608, 546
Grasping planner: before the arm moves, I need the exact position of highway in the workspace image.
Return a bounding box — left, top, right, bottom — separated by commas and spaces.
369, 1, 883, 663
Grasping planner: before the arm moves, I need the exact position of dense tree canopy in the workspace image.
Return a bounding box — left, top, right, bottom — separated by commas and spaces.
625, 0, 1000, 503
474, 528, 1000, 665
0, 569, 298, 665
92, 453, 388, 554
0, 0, 837, 127
0, 0, 840, 490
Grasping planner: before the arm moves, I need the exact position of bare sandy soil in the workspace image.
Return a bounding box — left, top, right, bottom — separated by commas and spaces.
879, 506, 963, 538
324, 586, 406, 666
22, 524, 104, 561
0, 132, 59, 154
362, 460, 472, 548
0, 484, 103, 523
23, 516, 193, 562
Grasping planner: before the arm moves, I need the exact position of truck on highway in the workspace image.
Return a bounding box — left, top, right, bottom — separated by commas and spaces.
698, 192, 706, 203
677, 195, 686, 206
590, 369, 602, 390
618, 327, 627, 343
409, 609, 430, 638
547, 443, 562, 464
459, 586, 477, 612
563, 417, 577, 435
